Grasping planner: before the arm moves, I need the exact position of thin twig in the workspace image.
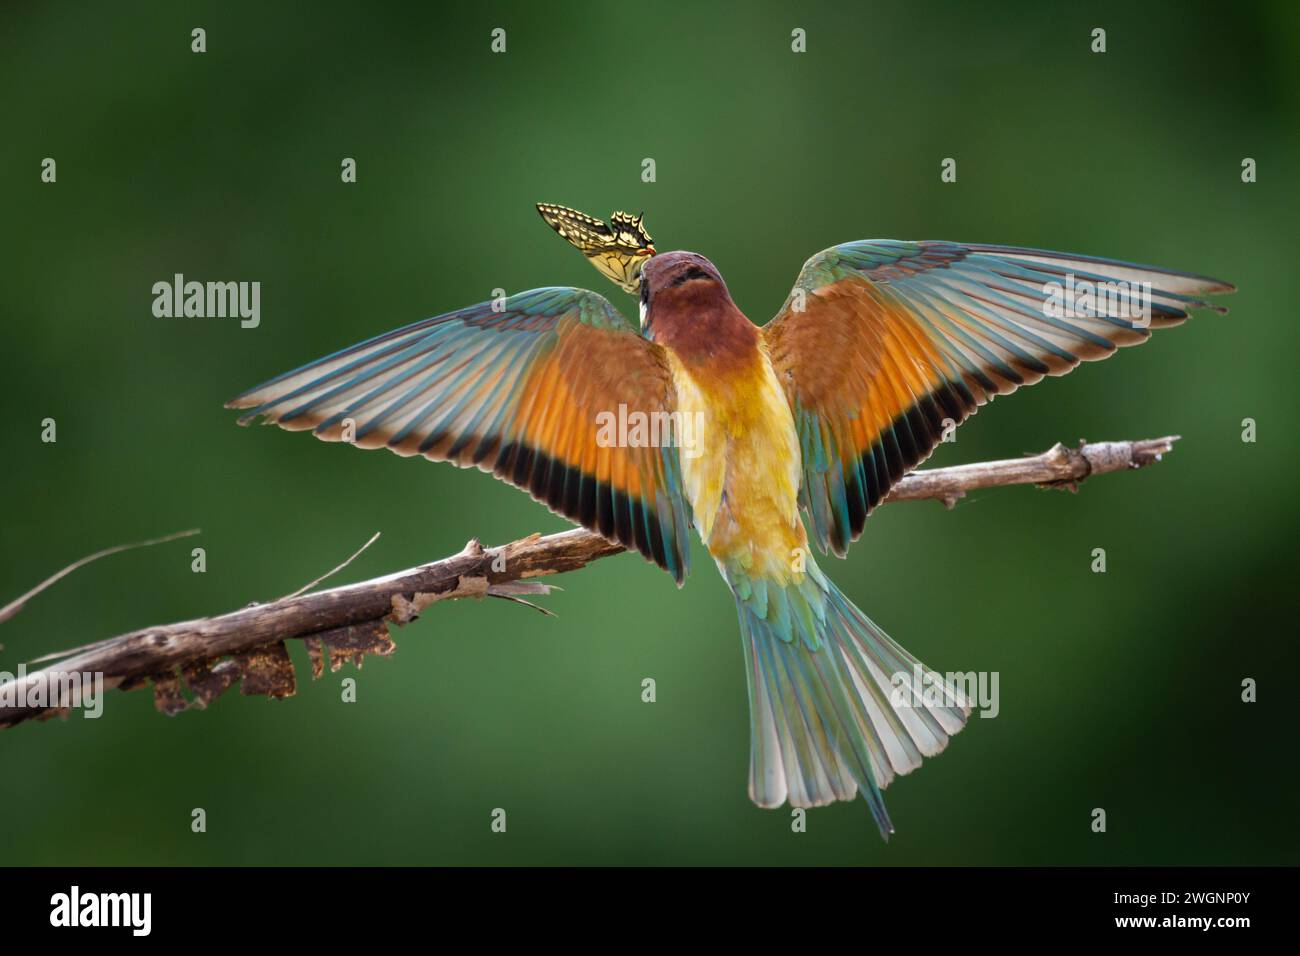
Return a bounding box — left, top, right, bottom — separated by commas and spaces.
279, 531, 382, 601
0, 437, 1177, 729
0, 528, 200, 626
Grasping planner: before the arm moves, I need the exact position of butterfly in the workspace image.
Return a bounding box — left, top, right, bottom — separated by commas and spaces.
536, 203, 656, 294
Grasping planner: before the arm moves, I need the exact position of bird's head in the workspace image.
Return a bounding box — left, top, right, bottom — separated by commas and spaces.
639, 252, 733, 333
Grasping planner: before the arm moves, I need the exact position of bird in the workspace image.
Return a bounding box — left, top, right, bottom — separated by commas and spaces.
226, 203, 1234, 839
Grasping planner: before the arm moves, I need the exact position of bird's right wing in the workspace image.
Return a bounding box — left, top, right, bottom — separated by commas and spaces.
227, 287, 693, 583
763, 240, 1234, 557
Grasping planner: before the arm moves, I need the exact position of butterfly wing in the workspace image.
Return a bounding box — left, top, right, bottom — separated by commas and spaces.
536, 203, 655, 294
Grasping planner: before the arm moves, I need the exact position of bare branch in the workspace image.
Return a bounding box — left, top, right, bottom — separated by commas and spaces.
884, 435, 1180, 508
0, 437, 1177, 729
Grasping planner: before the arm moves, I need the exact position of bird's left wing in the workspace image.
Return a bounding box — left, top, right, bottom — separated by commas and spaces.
762, 240, 1234, 557
227, 287, 692, 583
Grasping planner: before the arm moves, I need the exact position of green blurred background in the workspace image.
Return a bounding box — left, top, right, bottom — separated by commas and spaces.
2, 0, 1296, 865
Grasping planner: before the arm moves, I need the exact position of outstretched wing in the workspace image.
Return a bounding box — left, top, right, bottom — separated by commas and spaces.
763, 240, 1234, 557
228, 287, 692, 583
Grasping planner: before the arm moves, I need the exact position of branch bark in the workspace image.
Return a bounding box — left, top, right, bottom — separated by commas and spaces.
0, 436, 1177, 729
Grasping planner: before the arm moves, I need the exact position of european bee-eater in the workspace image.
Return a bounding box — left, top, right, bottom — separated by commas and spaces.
536, 203, 655, 294
227, 204, 1233, 839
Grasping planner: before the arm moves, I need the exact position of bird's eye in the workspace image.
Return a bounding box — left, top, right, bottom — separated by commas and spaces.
669, 266, 712, 288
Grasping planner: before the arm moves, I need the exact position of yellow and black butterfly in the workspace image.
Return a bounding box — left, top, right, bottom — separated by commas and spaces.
536, 203, 655, 295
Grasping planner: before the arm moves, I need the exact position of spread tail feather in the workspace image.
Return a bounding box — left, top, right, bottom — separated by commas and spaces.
733, 566, 970, 839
